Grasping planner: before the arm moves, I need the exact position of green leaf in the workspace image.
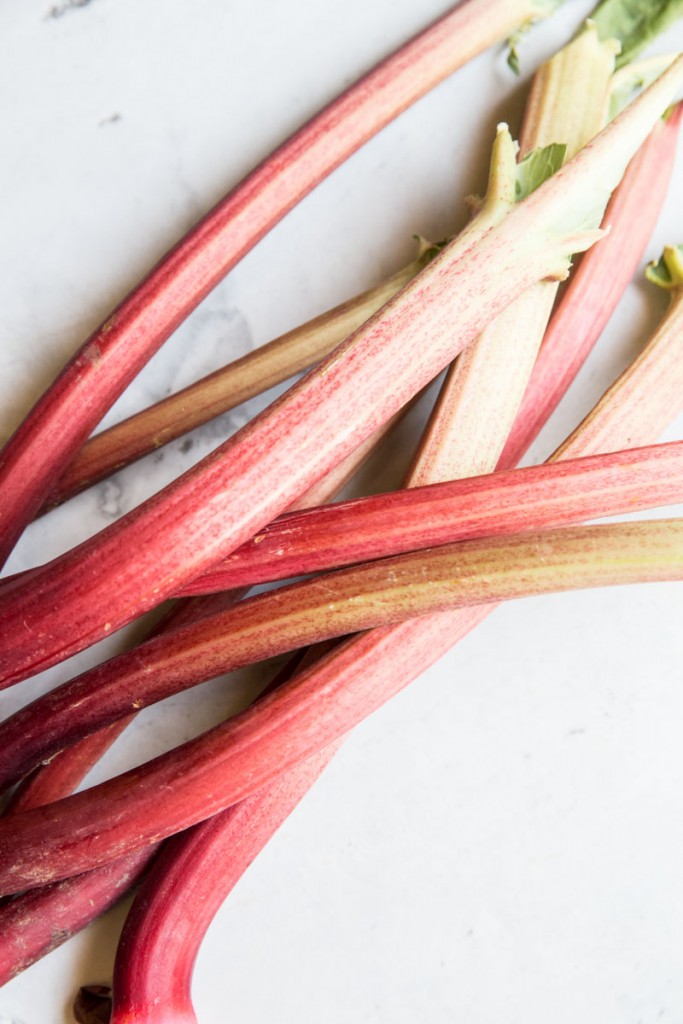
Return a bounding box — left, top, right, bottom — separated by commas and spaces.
515, 143, 567, 202
590, 0, 683, 69
646, 245, 683, 289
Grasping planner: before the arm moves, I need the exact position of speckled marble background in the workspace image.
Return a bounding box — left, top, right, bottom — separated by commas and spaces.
2, 1, 683, 1021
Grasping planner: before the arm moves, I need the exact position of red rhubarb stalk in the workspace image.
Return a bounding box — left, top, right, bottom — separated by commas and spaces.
109, 743, 339, 1024
0, 0, 557, 568
173, 439, 683, 593
2, 58, 681, 687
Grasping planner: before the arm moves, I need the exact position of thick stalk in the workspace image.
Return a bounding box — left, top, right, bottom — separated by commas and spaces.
0, 0, 557, 568
173, 439, 683, 594
2, 57, 681, 687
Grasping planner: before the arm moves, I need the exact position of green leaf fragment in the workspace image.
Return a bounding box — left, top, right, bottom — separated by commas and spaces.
515, 142, 567, 201
646, 245, 683, 289
590, 0, 683, 68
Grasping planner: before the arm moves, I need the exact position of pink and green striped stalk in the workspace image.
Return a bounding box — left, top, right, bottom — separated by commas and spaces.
172, 438, 683, 594
3, 56, 682, 688
499, 101, 683, 466
0, 0, 562, 569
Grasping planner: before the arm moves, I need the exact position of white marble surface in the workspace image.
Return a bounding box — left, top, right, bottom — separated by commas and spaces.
2, 1, 683, 1021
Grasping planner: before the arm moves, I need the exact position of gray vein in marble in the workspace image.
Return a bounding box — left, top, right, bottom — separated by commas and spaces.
98, 112, 122, 127
44, 0, 97, 18
97, 477, 123, 519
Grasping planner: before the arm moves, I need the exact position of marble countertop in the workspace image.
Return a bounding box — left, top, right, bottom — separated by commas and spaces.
2, 1, 683, 1021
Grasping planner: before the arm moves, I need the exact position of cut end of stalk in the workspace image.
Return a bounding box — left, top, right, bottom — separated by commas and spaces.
73, 985, 113, 1024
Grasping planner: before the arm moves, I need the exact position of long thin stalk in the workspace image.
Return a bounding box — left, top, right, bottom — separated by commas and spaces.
2, 58, 681, 688
0, 0, 556, 569
173, 439, 683, 594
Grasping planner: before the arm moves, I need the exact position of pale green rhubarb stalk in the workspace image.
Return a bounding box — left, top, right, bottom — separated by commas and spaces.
0, 0, 566, 569
3, 54, 682, 688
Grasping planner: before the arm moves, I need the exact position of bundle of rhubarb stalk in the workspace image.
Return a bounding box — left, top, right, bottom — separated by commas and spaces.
2, 0, 683, 1019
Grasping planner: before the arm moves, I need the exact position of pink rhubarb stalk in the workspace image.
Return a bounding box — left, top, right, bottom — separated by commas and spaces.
2, 58, 681, 687
0, 0, 556, 567
109, 743, 339, 1024
173, 439, 683, 593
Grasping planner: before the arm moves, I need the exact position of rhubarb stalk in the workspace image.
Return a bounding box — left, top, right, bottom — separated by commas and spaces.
2, 57, 681, 687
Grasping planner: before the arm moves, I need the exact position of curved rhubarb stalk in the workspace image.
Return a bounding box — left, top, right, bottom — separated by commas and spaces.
109, 743, 339, 1024
2, 57, 681, 687
0, 0, 556, 568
